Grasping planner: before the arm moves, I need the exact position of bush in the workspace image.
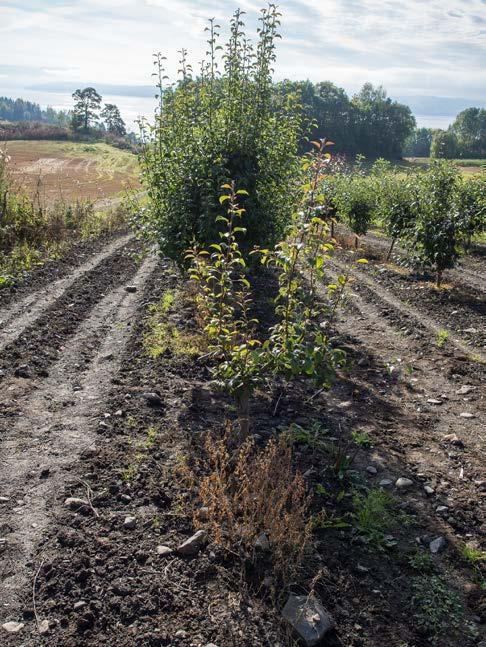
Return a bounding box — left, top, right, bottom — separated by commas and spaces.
334, 172, 376, 245
405, 159, 461, 286
455, 174, 486, 249
138, 6, 301, 263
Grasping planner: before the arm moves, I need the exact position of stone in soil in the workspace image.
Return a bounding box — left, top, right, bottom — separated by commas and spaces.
0, 496, 9, 503
156, 545, 173, 557
64, 497, 89, 511
123, 516, 136, 530
2, 621, 25, 633
14, 364, 31, 378
177, 530, 206, 556
395, 477, 414, 489
459, 412, 475, 419
38, 619, 50, 635
143, 392, 163, 407
429, 536, 447, 554
436, 506, 448, 514
255, 532, 271, 551
456, 385, 475, 395
379, 479, 393, 488
424, 485, 435, 496
282, 594, 334, 646
366, 466, 378, 475
125, 285, 137, 293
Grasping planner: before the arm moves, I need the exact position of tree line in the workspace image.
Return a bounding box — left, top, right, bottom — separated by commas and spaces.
276, 80, 416, 158
0, 90, 127, 137
0, 97, 70, 126
404, 107, 486, 159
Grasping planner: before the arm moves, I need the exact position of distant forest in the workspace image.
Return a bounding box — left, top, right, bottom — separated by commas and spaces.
0, 96, 70, 126
1, 86, 484, 159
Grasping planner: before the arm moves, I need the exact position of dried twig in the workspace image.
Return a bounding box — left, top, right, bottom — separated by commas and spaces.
78, 479, 99, 517
32, 559, 45, 631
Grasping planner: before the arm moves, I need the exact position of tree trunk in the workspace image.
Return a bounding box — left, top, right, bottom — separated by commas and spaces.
355, 234, 359, 250
386, 238, 396, 261
236, 389, 250, 444
436, 269, 442, 288
330, 220, 335, 239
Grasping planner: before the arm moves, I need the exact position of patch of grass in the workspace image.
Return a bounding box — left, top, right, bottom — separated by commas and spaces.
462, 544, 485, 564
352, 429, 372, 448
122, 425, 159, 482
144, 291, 205, 358
351, 488, 396, 549
409, 551, 436, 574
285, 421, 329, 452
412, 575, 472, 645
435, 329, 449, 348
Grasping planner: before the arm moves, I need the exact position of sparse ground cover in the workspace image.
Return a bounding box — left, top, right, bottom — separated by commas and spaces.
403, 157, 486, 174
3, 140, 140, 203
0, 225, 484, 646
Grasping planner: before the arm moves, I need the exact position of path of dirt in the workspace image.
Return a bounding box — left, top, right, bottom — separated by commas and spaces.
0, 253, 157, 617
0, 234, 133, 353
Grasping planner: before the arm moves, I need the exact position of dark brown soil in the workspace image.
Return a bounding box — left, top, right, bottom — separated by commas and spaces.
0, 231, 484, 646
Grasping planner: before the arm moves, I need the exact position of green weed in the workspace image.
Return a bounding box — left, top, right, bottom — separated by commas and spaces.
412, 575, 471, 645
351, 488, 396, 549
436, 329, 449, 348
351, 429, 372, 448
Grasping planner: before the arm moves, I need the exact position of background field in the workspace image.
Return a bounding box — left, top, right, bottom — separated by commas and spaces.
3, 140, 140, 204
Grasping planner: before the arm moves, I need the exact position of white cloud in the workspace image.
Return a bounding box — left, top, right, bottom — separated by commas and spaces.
0, 0, 484, 128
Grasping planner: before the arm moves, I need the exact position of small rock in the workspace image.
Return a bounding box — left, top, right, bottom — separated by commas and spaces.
356, 564, 369, 573
282, 594, 334, 646
463, 327, 478, 334
429, 536, 447, 554
456, 385, 475, 395
427, 399, 442, 405
123, 516, 136, 530
125, 285, 137, 293
396, 477, 414, 489
197, 506, 209, 521
73, 601, 87, 611
38, 619, 50, 635
459, 412, 475, 419
2, 621, 24, 633
177, 530, 206, 556
366, 466, 378, 475
143, 392, 163, 407
436, 505, 449, 514
14, 365, 30, 378
64, 497, 89, 512
156, 545, 173, 557
424, 485, 435, 496
255, 532, 271, 551
379, 479, 393, 488
174, 630, 187, 638
0, 496, 9, 503
337, 400, 352, 409
120, 494, 131, 503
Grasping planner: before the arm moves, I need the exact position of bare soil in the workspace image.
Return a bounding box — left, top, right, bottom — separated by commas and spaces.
0, 230, 484, 646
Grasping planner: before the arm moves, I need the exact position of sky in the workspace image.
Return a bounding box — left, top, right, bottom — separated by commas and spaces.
1, 0, 485, 129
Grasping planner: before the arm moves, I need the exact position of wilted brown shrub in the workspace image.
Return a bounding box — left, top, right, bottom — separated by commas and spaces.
197, 425, 311, 583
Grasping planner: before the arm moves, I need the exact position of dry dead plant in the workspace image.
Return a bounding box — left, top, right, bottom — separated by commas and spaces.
197, 423, 312, 584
